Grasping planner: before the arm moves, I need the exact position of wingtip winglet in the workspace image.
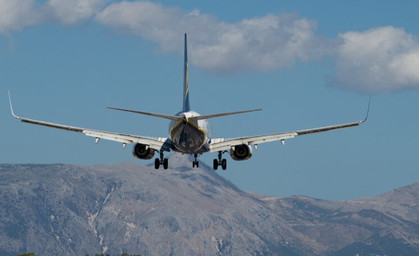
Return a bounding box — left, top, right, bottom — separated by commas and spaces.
360, 96, 372, 124
8, 91, 19, 119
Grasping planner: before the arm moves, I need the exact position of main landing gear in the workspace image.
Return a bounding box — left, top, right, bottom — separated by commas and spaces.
213, 151, 227, 170
154, 151, 168, 170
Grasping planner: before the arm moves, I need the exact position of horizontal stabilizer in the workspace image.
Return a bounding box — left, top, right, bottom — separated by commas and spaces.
190, 109, 262, 121
107, 107, 182, 121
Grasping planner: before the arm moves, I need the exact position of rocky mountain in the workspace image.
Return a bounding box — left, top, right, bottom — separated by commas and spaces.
0, 154, 418, 256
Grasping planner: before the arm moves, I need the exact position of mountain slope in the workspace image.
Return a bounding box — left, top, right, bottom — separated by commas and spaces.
259, 183, 419, 255
1, 155, 419, 256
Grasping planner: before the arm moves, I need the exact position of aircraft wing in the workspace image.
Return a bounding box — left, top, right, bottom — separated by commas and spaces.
208, 120, 364, 153
8, 95, 172, 151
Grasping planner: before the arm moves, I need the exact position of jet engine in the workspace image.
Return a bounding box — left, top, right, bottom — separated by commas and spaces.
132, 143, 155, 159
230, 144, 252, 161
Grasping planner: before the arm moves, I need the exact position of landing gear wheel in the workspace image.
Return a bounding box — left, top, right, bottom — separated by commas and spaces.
214, 151, 227, 171
154, 158, 160, 169
221, 159, 227, 170
163, 158, 169, 169
155, 151, 167, 170
213, 159, 219, 170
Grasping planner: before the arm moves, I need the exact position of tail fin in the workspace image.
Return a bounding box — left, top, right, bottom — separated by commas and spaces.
183, 33, 190, 112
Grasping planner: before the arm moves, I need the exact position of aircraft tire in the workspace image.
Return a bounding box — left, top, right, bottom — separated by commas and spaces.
154, 158, 160, 169
163, 158, 168, 169
222, 159, 227, 170
213, 159, 218, 170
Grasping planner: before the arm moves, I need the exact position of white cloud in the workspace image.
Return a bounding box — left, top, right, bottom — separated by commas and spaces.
0, 0, 43, 33
2, 0, 327, 73
0, 0, 109, 33
332, 26, 419, 93
95, 1, 183, 47
95, 1, 328, 73
95, 3, 419, 91
1, 1, 419, 93
45, 0, 109, 25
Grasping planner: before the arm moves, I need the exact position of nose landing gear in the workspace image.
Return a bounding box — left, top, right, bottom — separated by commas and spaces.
192, 154, 199, 168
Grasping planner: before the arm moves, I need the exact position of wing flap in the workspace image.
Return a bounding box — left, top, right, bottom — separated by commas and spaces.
83, 130, 170, 150
209, 132, 297, 152
20, 118, 85, 133
296, 121, 362, 136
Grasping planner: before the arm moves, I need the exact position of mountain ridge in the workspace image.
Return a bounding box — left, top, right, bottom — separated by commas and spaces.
1, 156, 418, 256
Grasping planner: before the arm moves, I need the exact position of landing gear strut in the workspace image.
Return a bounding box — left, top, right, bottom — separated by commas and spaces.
213, 151, 227, 170
154, 151, 168, 170
192, 154, 199, 168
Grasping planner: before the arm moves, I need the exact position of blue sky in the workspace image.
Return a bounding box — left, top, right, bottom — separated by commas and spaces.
1, 0, 419, 200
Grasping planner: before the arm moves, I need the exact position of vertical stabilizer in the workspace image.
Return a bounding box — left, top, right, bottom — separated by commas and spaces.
183, 33, 190, 112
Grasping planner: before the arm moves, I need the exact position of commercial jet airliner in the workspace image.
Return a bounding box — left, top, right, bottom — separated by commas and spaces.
9, 34, 369, 170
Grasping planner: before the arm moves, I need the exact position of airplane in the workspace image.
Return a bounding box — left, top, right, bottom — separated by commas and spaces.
9, 34, 369, 170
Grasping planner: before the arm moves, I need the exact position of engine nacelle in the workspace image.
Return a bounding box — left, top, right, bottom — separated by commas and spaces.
230, 144, 252, 161
132, 143, 155, 160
